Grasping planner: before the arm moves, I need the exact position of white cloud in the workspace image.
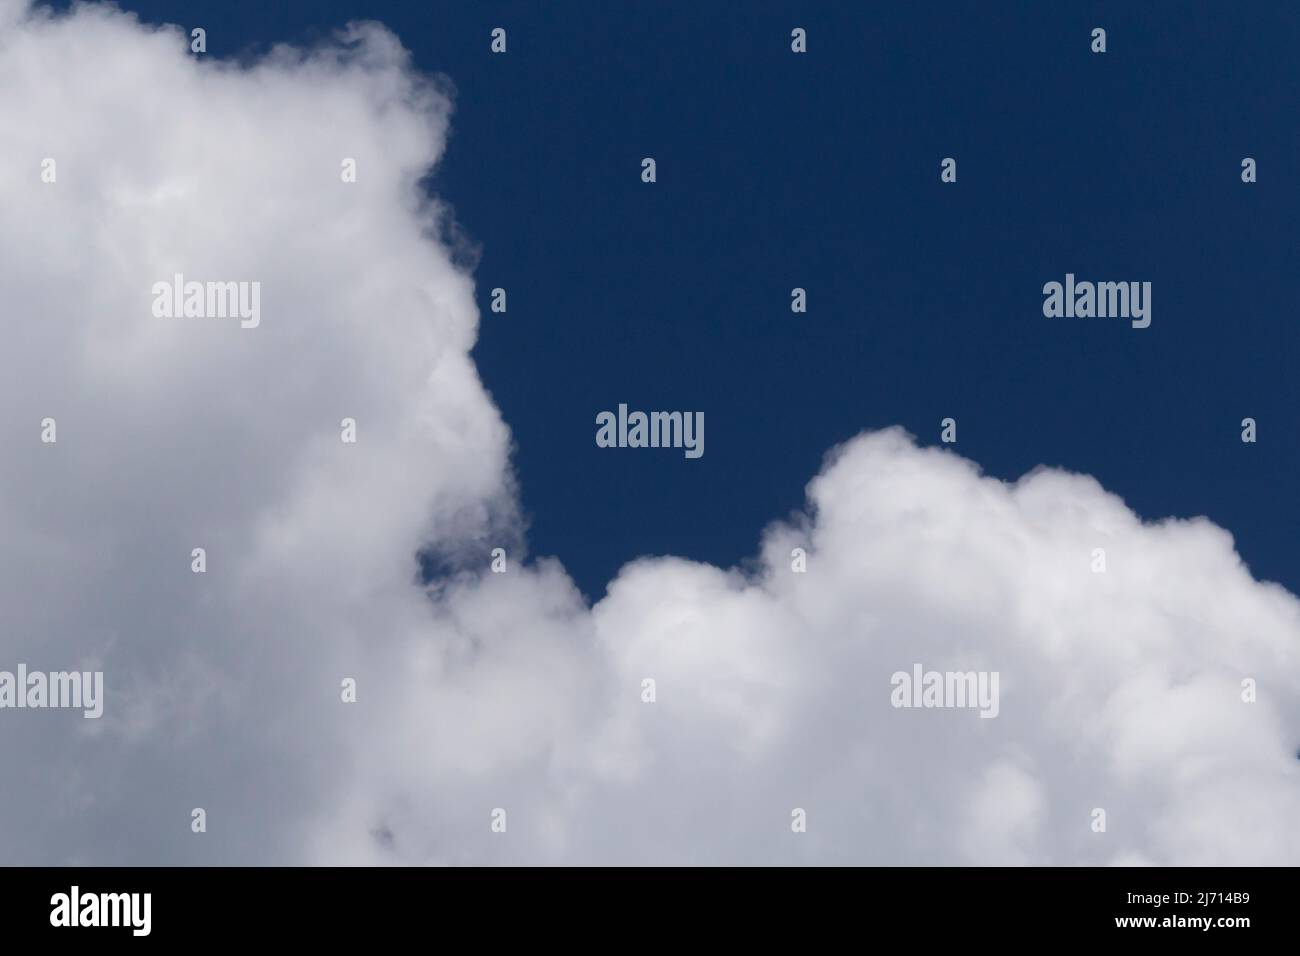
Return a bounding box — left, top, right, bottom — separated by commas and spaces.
1, 0, 1296, 865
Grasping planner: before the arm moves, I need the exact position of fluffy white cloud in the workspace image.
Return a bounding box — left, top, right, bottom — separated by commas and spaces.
1, 0, 1296, 865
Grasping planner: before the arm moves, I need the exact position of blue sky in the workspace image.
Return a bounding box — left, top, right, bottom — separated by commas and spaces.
5, 0, 1298, 867
102, 1, 1300, 601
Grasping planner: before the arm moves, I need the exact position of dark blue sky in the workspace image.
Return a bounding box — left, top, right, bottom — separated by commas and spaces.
108, 1, 1299, 601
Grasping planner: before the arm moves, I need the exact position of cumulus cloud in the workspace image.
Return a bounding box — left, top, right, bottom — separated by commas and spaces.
0, 0, 1296, 865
